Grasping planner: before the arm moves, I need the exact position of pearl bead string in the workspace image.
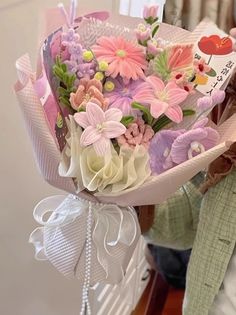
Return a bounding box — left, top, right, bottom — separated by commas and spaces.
80, 202, 92, 315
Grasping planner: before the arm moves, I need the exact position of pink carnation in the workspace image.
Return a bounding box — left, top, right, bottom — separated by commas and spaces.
117, 118, 154, 149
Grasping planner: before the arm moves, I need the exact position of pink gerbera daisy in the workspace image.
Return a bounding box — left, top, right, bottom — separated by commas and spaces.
92, 36, 147, 81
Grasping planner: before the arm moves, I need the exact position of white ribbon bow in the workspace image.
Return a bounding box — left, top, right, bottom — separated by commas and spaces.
29, 194, 139, 283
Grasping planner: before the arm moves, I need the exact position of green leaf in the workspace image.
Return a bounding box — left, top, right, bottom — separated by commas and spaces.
144, 16, 159, 25
152, 109, 195, 133
190, 74, 196, 82
152, 24, 159, 38
121, 116, 135, 127
138, 38, 150, 47
53, 66, 64, 80
68, 74, 76, 88
58, 86, 68, 95
53, 57, 77, 111
61, 63, 67, 72
59, 96, 71, 107
182, 109, 195, 117
154, 50, 170, 80
55, 55, 61, 67
131, 102, 153, 125
206, 68, 217, 77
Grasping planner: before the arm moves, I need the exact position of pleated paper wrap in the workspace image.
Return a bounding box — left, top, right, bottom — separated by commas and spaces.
14, 14, 236, 296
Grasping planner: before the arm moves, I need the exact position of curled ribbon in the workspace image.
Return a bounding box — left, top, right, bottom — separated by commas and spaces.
29, 194, 140, 284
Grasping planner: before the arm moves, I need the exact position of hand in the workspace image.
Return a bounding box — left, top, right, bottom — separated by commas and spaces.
230, 28, 236, 51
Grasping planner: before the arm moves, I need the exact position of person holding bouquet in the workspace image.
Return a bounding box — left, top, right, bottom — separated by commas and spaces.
147, 28, 236, 315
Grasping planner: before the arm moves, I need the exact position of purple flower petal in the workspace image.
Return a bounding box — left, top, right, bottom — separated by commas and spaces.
192, 118, 208, 129
149, 130, 183, 174
211, 90, 225, 105
171, 127, 219, 164
197, 95, 212, 111
201, 127, 220, 150
105, 76, 144, 116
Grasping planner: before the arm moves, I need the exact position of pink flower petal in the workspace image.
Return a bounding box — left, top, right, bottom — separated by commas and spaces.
103, 121, 126, 138
86, 102, 105, 126
80, 126, 101, 146
74, 112, 90, 128
167, 87, 188, 107
105, 108, 123, 122
93, 137, 111, 156
165, 81, 178, 90
134, 84, 154, 103
146, 76, 165, 91
165, 105, 183, 123
108, 60, 120, 78
93, 36, 147, 80
150, 100, 168, 119
119, 60, 134, 80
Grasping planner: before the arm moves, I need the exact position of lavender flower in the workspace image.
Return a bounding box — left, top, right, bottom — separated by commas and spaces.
64, 59, 80, 74
77, 62, 96, 79
61, 28, 80, 47
60, 26, 96, 80
69, 42, 83, 59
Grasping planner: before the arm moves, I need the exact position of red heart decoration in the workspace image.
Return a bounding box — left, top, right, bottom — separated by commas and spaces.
198, 35, 233, 55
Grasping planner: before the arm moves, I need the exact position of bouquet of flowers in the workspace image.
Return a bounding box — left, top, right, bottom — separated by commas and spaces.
14, 1, 236, 313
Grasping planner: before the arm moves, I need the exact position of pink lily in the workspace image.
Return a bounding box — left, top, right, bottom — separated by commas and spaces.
74, 102, 126, 156
134, 76, 188, 123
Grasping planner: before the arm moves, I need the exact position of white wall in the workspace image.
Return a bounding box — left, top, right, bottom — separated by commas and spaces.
0, 1, 115, 314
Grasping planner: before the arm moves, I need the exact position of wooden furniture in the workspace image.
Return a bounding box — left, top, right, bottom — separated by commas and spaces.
132, 270, 169, 315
